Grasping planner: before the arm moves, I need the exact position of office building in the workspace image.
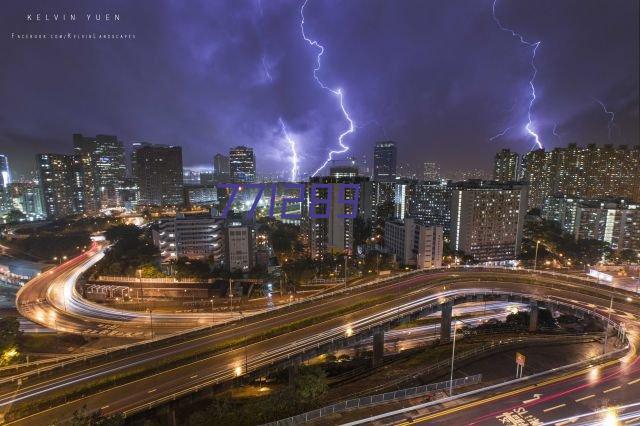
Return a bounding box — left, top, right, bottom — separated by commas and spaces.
184, 185, 218, 206
373, 141, 397, 182
493, 149, 520, 182
384, 218, 443, 268
0, 155, 10, 188
450, 181, 528, 262
36, 153, 84, 218
213, 154, 230, 182
132, 143, 184, 206
229, 146, 256, 183
225, 223, 255, 271
154, 210, 224, 262
329, 165, 358, 179
73, 134, 126, 211
573, 200, 640, 251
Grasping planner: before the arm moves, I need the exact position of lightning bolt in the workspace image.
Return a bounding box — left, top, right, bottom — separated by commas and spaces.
489, 126, 512, 141
552, 122, 563, 143
300, 0, 355, 177
279, 117, 299, 181
492, 0, 543, 150
592, 97, 616, 142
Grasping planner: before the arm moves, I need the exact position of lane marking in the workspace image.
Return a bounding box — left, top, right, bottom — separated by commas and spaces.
100, 405, 109, 410
628, 378, 640, 385
544, 404, 566, 413
523, 393, 543, 404
148, 388, 157, 394
603, 385, 621, 394
625, 416, 640, 425
575, 394, 595, 402
190, 375, 198, 379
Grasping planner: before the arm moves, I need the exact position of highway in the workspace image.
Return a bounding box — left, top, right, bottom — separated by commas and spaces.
16, 243, 246, 337
2, 267, 638, 424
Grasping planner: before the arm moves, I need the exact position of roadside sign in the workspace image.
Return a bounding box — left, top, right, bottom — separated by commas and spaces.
516, 352, 526, 367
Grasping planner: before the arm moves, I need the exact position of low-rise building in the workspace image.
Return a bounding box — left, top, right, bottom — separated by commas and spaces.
153, 210, 224, 262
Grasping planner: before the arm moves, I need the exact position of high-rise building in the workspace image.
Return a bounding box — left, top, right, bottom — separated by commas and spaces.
225, 223, 255, 271
493, 149, 520, 182
384, 218, 443, 268
450, 181, 528, 262
73, 134, 126, 211
213, 154, 230, 182
329, 165, 358, 179
573, 200, 640, 251
0, 155, 11, 188
8, 182, 45, 220
373, 141, 397, 182
542, 195, 584, 234
521, 144, 640, 209
229, 146, 256, 183
423, 161, 440, 181
153, 210, 224, 262
36, 153, 84, 218
132, 143, 184, 206
407, 180, 453, 236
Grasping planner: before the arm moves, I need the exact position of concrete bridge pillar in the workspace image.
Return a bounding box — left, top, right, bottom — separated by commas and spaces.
372, 329, 384, 367
440, 301, 453, 343
288, 363, 299, 387
529, 301, 539, 332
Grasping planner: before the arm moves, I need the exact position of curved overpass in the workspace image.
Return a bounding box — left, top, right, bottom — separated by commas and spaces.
2, 269, 638, 425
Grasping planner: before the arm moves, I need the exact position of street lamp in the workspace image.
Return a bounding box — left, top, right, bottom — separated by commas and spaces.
210, 297, 215, 325
533, 240, 541, 271
147, 308, 154, 340
449, 319, 458, 396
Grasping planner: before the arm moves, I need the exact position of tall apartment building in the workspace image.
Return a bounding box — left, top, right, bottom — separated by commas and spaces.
373, 141, 397, 182
8, 183, 45, 220
542, 195, 583, 234
229, 146, 256, 183
153, 210, 224, 262
132, 143, 184, 206
225, 223, 255, 271
423, 161, 440, 181
450, 181, 528, 262
73, 134, 126, 211
522, 144, 640, 209
493, 148, 521, 182
573, 200, 640, 251
0, 155, 10, 188
213, 154, 230, 182
384, 218, 443, 268
36, 153, 84, 218
306, 177, 361, 258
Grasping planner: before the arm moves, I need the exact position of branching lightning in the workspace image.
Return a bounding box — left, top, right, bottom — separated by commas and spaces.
300, 0, 355, 177
592, 97, 616, 142
552, 122, 563, 142
492, 0, 543, 150
489, 126, 512, 141
279, 117, 299, 181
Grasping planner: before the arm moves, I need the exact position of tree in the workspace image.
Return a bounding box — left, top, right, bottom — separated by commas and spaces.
0, 317, 21, 351
294, 365, 328, 402
3, 209, 26, 223
104, 224, 142, 242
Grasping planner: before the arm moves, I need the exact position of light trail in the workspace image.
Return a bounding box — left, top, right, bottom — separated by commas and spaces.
300, 0, 355, 176
492, 0, 543, 150
279, 117, 299, 181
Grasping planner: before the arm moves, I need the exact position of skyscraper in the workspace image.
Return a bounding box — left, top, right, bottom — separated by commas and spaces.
493, 148, 520, 182
450, 181, 528, 262
229, 146, 256, 183
132, 143, 184, 206
0, 155, 10, 188
36, 153, 84, 218
373, 141, 397, 182
73, 134, 126, 211
213, 153, 230, 182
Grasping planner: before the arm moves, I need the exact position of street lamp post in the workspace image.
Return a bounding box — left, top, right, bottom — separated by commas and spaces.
210, 297, 215, 325
344, 255, 348, 291
603, 295, 613, 355
533, 240, 540, 271
148, 308, 154, 340
449, 319, 458, 396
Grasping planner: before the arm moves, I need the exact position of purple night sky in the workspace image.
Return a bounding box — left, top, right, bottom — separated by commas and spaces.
1, 0, 638, 177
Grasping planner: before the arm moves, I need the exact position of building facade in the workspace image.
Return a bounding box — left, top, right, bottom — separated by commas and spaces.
384, 218, 443, 268
493, 148, 520, 182
225, 223, 255, 271
229, 146, 256, 183
213, 154, 230, 182
36, 153, 84, 218
373, 141, 397, 182
573, 200, 640, 251
154, 211, 224, 262
450, 181, 528, 262
132, 143, 184, 206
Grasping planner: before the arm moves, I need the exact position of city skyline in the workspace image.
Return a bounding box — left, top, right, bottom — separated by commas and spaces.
1, 0, 638, 177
